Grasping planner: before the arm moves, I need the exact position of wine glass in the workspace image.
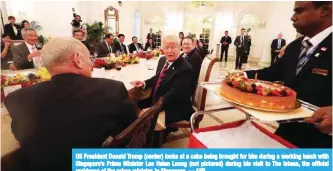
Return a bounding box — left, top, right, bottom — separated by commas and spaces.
36, 43, 43, 50
91, 52, 97, 61
115, 61, 122, 71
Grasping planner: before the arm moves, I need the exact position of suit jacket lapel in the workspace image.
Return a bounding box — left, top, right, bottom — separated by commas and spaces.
296, 34, 332, 79
156, 57, 166, 75
104, 42, 109, 53
23, 43, 31, 56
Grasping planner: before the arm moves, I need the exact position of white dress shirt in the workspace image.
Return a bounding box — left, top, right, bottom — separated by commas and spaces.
25, 42, 36, 53
105, 41, 112, 53
302, 26, 332, 55
13, 25, 18, 36
25, 42, 37, 62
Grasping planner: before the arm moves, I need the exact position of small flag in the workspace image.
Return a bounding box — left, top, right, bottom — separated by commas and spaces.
321, 47, 327, 51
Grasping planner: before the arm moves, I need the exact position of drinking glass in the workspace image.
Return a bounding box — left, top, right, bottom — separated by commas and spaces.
36, 43, 43, 50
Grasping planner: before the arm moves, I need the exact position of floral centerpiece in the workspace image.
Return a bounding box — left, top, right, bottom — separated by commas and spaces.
1, 67, 51, 101
152, 49, 160, 57
93, 55, 139, 70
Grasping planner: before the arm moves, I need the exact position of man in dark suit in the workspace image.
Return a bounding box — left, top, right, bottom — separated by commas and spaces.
4, 16, 22, 40
220, 31, 232, 62
244, 1, 332, 148
181, 36, 202, 87
72, 29, 89, 50
12, 28, 39, 70
146, 28, 156, 42
131, 35, 195, 126
95, 33, 115, 57
271, 33, 286, 66
128, 36, 143, 53
114, 34, 128, 54
234, 28, 250, 69
5, 37, 137, 170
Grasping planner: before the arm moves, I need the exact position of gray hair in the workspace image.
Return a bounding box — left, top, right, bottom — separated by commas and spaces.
162, 35, 180, 48
40, 37, 84, 69
21, 28, 36, 37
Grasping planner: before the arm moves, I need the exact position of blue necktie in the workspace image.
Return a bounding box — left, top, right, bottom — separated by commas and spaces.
296, 40, 313, 75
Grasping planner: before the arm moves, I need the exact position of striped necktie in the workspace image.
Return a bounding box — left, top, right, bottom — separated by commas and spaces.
296, 39, 313, 75
153, 62, 169, 101
120, 44, 125, 53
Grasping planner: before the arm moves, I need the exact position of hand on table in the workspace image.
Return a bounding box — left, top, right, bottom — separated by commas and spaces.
305, 106, 332, 134
130, 80, 144, 88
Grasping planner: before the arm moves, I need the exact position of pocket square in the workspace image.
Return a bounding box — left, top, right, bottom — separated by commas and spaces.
312, 68, 328, 76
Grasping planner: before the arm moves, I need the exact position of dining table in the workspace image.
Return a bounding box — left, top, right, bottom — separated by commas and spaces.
1, 57, 160, 156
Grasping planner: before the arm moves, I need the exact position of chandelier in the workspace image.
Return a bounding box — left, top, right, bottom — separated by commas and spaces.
191, 1, 214, 8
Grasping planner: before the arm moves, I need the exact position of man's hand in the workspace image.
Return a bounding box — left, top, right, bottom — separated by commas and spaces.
28, 51, 40, 61
278, 45, 287, 58
4, 41, 11, 48
305, 106, 332, 134
130, 80, 144, 88
238, 45, 242, 48
275, 50, 280, 53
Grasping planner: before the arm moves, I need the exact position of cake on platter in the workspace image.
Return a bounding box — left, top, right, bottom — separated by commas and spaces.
220, 74, 297, 111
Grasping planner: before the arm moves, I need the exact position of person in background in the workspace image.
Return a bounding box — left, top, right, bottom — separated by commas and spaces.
244, 35, 251, 64
95, 33, 115, 57
234, 28, 250, 70
179, 32, 184, 47
20, 20, 30, 40
114, 34, 128, 54
20, 20, 30, 29
220, 30, 232, 63
72, 29, 89, 50
5, 37, 137, 170
12, 28, 39, 70
128, 36, 143, 53
244, 1, 332, 148
181, 36, 202, 88
1, 35, 14, 70
72, 14, 87, 41
155, 31, 162, 48
197, 40, 208, 60
4, 16, 22, 40
271, 33, 286, 66
144, 38, 156, 51
146, 28, 156, 42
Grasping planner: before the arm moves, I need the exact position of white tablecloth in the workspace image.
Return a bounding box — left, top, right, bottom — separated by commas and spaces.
91, 58, 159, 90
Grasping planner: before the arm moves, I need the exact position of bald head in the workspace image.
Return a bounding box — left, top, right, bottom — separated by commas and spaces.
41, 37, 92, 77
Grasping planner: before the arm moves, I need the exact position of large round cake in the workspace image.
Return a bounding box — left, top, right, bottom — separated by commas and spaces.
220, 75, 297, 111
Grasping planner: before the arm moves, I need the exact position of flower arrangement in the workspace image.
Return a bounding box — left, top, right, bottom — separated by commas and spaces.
93, 55, 140, 69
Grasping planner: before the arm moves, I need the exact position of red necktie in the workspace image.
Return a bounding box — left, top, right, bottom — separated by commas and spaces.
153, 62, 169, 101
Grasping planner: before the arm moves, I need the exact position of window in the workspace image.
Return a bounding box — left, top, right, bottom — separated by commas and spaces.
134, 11, 141, 42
